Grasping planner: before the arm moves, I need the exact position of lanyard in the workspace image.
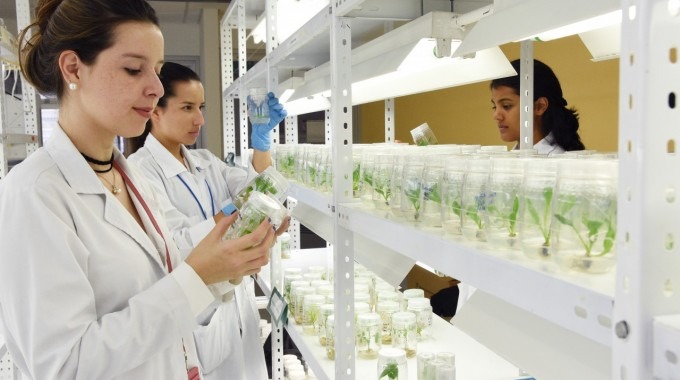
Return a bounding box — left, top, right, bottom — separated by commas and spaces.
177, 173, 215, 221
113, 162, 200, 380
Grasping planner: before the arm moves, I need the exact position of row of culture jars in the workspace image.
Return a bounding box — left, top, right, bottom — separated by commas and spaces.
275, 141, 618, 273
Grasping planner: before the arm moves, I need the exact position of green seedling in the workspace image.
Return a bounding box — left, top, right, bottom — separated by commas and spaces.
487, 194, 520, 237
553, 194, 616, 257
525, 187, 554, 249
379, 363, 399, 380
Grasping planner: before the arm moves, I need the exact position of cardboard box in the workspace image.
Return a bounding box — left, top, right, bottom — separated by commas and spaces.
405, 264, 459, 298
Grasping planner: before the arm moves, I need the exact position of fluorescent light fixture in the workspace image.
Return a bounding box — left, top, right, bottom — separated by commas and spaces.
249, 0, 329, 45
454, 0, 620, 57
525, 10, 621, 42
281, 12, 515, 115
578, 22, 621, 61
276, 76, 304, 103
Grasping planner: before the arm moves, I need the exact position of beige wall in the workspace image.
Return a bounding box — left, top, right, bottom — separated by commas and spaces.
358, 36, 620, 152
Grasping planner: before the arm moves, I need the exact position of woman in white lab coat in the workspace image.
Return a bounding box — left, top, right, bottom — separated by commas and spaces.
128, 62, 289, 379
0, 1, 275, 379
490, 58, 586, 154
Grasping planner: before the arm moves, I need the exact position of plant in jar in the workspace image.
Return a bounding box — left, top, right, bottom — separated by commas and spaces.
378, 362, 399, 380
486, 193, 520, 238
224, 191, 287, 240
524, 187, 554, 256
403, 179, 421, 221
552, 193, 617, 272
353, 162, 361, 196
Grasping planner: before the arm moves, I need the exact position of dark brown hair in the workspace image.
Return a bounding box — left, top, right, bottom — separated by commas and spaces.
491, 59, 585, 151
18, 0, 158, 98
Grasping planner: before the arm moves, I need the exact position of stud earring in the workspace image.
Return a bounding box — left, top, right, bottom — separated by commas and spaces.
68, 82, 77, 91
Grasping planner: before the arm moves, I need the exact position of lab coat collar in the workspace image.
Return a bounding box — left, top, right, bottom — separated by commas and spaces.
143, 134, 211, 179
46, 126, 168, 271
45, 126, 109, 195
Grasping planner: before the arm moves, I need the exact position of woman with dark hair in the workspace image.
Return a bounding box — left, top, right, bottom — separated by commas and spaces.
128, 62, 289, 379
0, 1, 275, 378
490, 58, 585, 153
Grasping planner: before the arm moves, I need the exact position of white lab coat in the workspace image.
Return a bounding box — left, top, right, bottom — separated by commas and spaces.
128, 134, 268, 380
0, 126, 217, 379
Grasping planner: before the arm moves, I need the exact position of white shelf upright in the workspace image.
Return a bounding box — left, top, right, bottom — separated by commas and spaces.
614, 0, 680, 379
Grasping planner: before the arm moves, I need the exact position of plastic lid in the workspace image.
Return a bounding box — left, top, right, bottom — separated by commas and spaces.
316, 284, 334, 296
284, 267, 302, 275
354, 293, 370, 303
407, 297, 431, 310
377, 300, 400, 312
377, 291, 399, 302
303, 294, 326, 305
391, 311, 417, 324
357, 312, 382, 325
280, 232, 291, 242
355, 302, 370, 314
379, 347, 407, 360
403, 288, 425, 299
239, 191, 288, 227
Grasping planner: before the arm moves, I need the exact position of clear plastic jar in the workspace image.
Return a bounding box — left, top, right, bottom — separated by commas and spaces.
224, 191, 288, 240
410, 122, 438, 146
302, 294, 326, 335
293, 286, 315, 324
288, 280, 310, 322
407, 297, 433, 340
401, 288, 425, 311
485, 156, 526, 251
520, 157, 559, 260
461, 155, 492, 242
325, 314, 335, 360
232, 166, 289, 209
391, 311, 418, 358
420, 154, 446, 228
417, 351, 436, 380
283, 274, 303, 303
356, 312, 382, 359
377, 348, 408, 380
280, 232, 292, 259
318, 304, 335, 345
376, 300, 400, 344
552, 158, 618, 273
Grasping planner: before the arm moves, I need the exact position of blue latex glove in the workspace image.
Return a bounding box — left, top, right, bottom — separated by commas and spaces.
251, 92, 288, 151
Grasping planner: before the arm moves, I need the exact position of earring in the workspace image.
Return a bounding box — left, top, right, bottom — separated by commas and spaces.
68, 82, 77, 91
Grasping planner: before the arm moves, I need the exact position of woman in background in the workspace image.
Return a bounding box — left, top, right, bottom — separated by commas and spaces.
0, 1, 274, 378
490, 58, 586, 154
128, 62, 289, 379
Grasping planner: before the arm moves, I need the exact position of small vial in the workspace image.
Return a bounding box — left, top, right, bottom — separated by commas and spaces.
417, 351, 435, 380
318, 304, 335, 345
280, 232, 292, 259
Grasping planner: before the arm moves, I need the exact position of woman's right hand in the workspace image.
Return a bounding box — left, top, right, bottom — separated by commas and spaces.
185, 212, 275, 285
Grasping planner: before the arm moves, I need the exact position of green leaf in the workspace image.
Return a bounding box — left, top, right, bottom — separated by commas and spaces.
466, 205, 482, 229
379, 363, 399, 379
554, 213, 573, 227
508, 195, 520, 236
451, 200, 462, 217
526, 198, 542, 226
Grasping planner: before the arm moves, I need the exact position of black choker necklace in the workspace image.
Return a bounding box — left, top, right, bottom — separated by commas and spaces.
82, 152, 114, 173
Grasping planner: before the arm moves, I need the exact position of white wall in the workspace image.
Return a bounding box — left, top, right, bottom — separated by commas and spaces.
159, 23, 201, 57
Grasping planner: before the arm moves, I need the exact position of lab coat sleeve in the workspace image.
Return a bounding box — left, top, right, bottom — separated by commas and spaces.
0, 182, 211, 380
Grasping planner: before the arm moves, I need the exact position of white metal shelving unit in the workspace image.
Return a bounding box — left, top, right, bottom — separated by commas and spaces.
220, 0, 680, 379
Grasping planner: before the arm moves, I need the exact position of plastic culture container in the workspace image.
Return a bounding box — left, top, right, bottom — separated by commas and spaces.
400, 153, 427, 224
410, 122, 439, 146
356, 312, 382, 359
401, 288, 425, 311
460, 155, 491, 242
391, 311, 418, 358
279, 232, 292, 259
407, 297, 433, 340
484, 156, 526, 251
274, 144, 296, 179
302, 294, 326, 335
318, 304, 335, 345
377, 300, 400, 344
325, 314, 335, 360
283, 273, 303, 303
232, 167, 289, 210
520, 157, 559, 259
420, 153, 448, 228
372, 152, 395, 212
440, 154, 468, 236
377, 348, 408, 380
224, 191, 288, 240
551, 158, 618, 273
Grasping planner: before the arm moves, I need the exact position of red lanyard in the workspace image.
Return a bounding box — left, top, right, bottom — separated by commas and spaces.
114, 161, 173, 272
112, 162, 199, 380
